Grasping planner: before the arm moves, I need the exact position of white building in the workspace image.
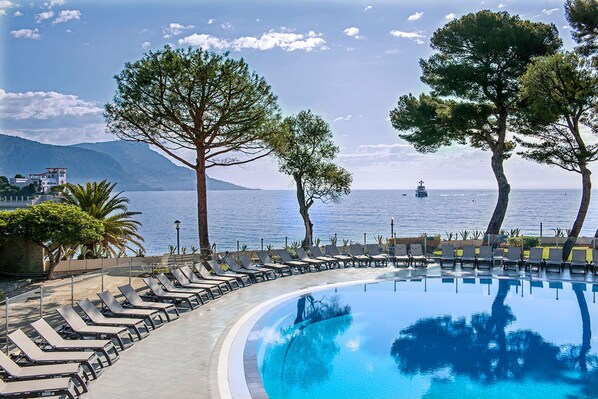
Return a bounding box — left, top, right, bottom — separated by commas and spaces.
29, 168, 67, 193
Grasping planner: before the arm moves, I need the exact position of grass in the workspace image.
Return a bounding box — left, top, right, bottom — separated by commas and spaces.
434, 246, 595, 261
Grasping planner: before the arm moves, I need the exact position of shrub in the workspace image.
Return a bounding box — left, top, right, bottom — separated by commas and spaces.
508, 236, 541, 250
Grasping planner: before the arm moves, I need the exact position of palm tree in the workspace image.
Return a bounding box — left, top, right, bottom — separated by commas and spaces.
61, 180, 144, 257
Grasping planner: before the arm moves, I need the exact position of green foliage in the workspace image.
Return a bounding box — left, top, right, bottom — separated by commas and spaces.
459, 230, 470, 240
565, 0, 598, 57
508, 236, 541, 250
240, 244, 248, 252
0, 202, 104, 278
0, 175, 39, 198
375, 235, 384, 245
553, 228, 566, 237
61, 180, 144, 258
471, 230, 483, 240
445, 232, 455, 241
329, 235, 337, 245
266, 244, 274, 251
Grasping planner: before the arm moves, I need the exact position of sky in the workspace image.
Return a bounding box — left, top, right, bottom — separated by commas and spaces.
0, 0, 590, 190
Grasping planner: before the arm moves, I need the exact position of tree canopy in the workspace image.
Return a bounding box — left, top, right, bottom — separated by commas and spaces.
0, 202, 104, 279
273, 110, 352, 247
565, 0, 598, 57
105, 46, 281, 255
390, 10, 561, 234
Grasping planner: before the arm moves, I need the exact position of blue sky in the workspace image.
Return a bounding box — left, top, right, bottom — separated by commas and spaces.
1, 0, 588, 189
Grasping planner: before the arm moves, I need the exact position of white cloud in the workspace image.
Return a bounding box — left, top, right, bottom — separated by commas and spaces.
179, 29, 328, 52
390, 30, 426, 44
35, 10, 54, 22
207, 18, 214, 24
541, 8, 559, 15
53, 9, 80, 24
364, 5, 372, 12
14, 10, 22, 16
10, 28, 41, 39
0, 89, 102, 120
333, 114, 352, 122
408, 12, 423, 21
343, 26, 360, 38
498, 2, 506, 8
162, 22, 194, 38
44, 0, 66, 7
0, 0, 16, 13
141, 41, 151, 49
563, 25, 570, 30
445, 13, 456, 19
221, 22, 233, 30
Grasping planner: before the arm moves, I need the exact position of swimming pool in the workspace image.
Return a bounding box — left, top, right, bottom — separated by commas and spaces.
247, 278, 598, 399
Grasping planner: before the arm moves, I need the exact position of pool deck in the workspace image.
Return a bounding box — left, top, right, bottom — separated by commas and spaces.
75, 263, 596, 399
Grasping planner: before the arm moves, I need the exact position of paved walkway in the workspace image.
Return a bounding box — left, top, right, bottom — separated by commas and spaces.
78, 263, 597, 399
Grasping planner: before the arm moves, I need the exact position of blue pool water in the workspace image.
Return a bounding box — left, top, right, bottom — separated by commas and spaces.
251, 278, 598, 399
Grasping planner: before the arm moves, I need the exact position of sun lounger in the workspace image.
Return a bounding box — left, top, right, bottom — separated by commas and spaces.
155, 273, 212, 302
195, 263, 241, 290
97, 291, 164, 330
171, 267, 225, 297
545, 248, 564, 273
460, 245, 477, 268
493, 248, 505, 267
324, 245, 353, 267
502, 247, 522, 271
223, 255, 266, 282
77, 299, 150, 341
56, 305, 134, 351
0, 350, 88, 393
143, 277, 202, 309
365, 244, 388, 267
476, 246, 494, 269
592, 249, 598, 275
178, 264, 230, 293
570, 249, 588, 274
524, 247, 544, 272
277, 250, 310, 272
31, 319, 118, 366
238, 254, 278, 279
295, 247, 327, 271
118, 284, 180, 322
391, 244, 410, 267
440, 244, 456, 268
256, 251, 294, 276
0, 375, 81, 399
409, 244, 427, 267
205, 260, 252, 287
8, 329, 102, 380
309, 246, 339, 268
349, 244, 370, 267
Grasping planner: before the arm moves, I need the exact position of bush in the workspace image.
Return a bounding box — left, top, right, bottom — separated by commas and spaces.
508, 236, 541, 250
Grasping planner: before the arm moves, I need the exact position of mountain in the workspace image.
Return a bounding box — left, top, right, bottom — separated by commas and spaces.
0, 134, 251, 191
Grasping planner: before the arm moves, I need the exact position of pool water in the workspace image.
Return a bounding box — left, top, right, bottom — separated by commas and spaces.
250, 278, 598, 399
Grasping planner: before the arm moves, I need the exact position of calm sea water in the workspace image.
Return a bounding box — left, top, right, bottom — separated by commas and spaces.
126, 189, 598, 255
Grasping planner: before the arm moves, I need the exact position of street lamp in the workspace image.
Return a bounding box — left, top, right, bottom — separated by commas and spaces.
174, 220, 181, 255
391, 218, 394, 240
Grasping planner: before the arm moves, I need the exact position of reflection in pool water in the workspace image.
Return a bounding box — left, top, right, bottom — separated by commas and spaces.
252, 279, 598, 399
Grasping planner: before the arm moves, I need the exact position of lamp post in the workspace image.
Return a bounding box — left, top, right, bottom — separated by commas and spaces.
391, 218, 394, 240
174, 220, 181, 255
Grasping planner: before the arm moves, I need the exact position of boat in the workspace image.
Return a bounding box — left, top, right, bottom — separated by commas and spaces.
415, 180, 428, 198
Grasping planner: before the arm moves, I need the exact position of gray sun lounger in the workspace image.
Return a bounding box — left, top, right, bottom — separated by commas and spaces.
8, 329, 102, 380
502, 247, 522, 271
524, 247, 544, 272
391, 244, 410, 267
155, 273, 213, 302
224, 255, 266, 282
171, 267, 224, 297
238, 254, 278, 279
205, 260, 252, 287
56, 305, 134, 351
77, 299, 150, 341
143, 277, 202, 309
349, 244, 370, 267
569, 249, 588, 274
324, 245, 353, 267
118, 284, 180, 322
409, 244, 427, 267
545, 248, 564, 273
179, 265, 231, 293
460, 245, 477, 268
366, 244, 388, 267
31, 319, 119, 366
295, 247, 327, 270
0, 375, 81, 399
309, 246, 338, 268
98, 291, 165, 330
256, 251, 294, 275
476, 246, 494, 269
0, 350, 88, 393
440, 244, 456, 268
195, 263, 241, 290
277, 250, 310, 272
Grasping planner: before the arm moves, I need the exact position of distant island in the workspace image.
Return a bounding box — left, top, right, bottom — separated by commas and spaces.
0, 134, 252, 191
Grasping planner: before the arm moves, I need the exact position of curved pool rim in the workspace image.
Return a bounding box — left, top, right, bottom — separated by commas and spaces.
218, 274, 594, 399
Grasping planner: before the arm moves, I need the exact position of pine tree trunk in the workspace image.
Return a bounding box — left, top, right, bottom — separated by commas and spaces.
563, 167, 592, 260
574, 287, 591, 372
294, 175, 313, 248
195, 150, 210, 258
486, 151, 511, 235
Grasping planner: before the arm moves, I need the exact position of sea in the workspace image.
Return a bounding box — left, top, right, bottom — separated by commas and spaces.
126, 189, 598, 255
